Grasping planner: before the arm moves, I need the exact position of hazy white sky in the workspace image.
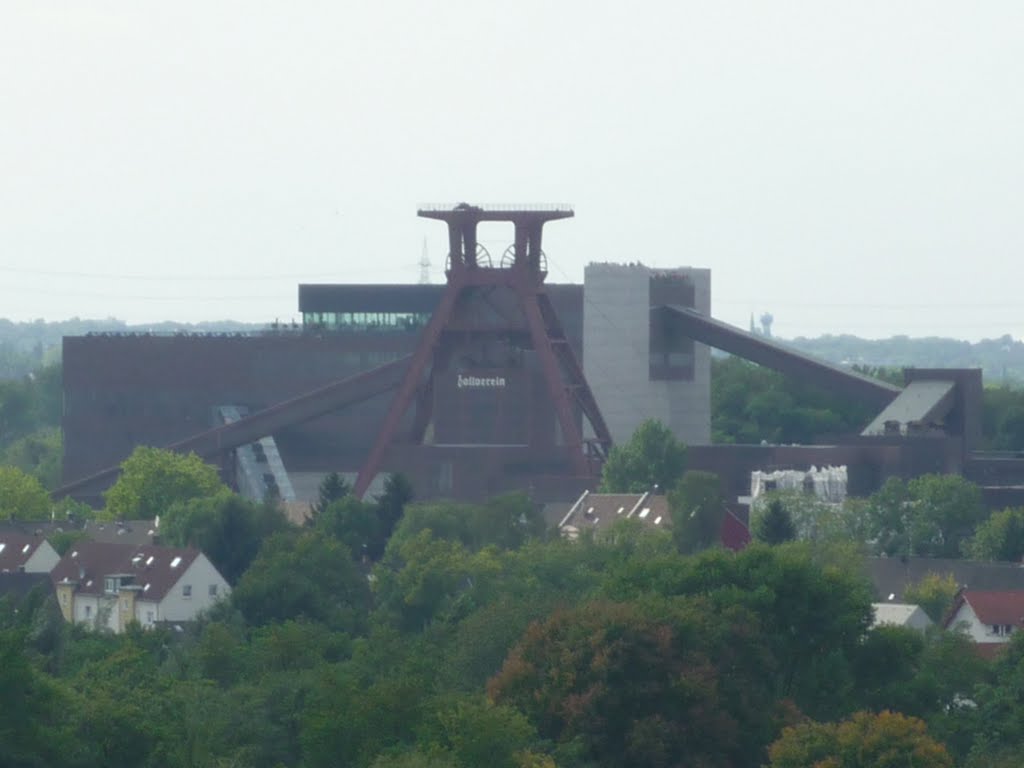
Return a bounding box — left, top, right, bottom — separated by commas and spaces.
1, 2, 1021, 340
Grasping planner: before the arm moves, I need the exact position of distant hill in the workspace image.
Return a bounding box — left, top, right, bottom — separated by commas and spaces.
783, 333, 1024, 386
0, 318, 266, 378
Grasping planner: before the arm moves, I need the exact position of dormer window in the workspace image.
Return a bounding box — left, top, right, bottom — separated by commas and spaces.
104, 575, 134, 594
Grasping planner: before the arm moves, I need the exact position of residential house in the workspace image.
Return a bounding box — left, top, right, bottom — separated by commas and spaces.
0, 531, 60, 574
871, 602, 933, 632
943, 590, 1024, 655
864, 556, 1024, 604
0, 518, 159, 547
554, 490, 750, 550
50, 541, 230, 633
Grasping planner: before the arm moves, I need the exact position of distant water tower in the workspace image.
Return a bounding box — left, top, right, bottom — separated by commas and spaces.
760, 312, 774, 338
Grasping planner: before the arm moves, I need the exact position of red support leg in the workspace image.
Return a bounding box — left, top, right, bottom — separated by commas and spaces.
354, 282, 464, 498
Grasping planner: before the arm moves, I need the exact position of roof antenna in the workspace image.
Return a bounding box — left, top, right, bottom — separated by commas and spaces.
418, 238, 431, 284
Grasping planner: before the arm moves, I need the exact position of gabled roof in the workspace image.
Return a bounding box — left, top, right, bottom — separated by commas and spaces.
556, 490, 751, 551
0, 519, 157, 546
50, 541, 201, 602
76, 519, 158, 546
0, 572, 52, 602
557, 491, 671, 536
872, 602, 933, 629
864, 556, 1024, 603
0, 531, 49, 572
946, 590, 1024, 628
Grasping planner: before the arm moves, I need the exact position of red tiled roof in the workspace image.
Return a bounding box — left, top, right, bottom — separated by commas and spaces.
561, 492, 671, 532
50, 540, 200, 602
0, 532, 47, 572
958, 590, 1024, 626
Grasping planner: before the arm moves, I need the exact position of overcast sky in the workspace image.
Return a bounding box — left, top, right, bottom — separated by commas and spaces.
1, 2, 1021, 340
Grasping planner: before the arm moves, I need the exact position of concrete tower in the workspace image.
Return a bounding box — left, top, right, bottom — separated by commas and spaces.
583, 263, 711, 447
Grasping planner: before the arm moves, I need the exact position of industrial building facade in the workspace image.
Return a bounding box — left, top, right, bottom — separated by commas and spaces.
60, 214, 1024, 510
63, 266, 711, 504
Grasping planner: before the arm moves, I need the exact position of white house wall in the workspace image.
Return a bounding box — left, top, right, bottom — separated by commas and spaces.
25, 542, 59, 573
134, 599, 161, 629
71, 593, 119, 632
950, 602, 1013, 643
158, 554, 231, 622
905, 607, 934, 632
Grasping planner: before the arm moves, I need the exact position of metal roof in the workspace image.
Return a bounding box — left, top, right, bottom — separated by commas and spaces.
862, 379, 957, 436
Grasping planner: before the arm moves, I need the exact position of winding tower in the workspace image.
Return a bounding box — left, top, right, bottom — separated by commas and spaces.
353, 203, 612, 498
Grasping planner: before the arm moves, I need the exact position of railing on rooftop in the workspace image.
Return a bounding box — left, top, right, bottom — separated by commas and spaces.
417, 203, 574, 213
84, 327, 301, 339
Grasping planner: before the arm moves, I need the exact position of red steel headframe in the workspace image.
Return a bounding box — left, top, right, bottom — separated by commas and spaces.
353, 204, 612, 498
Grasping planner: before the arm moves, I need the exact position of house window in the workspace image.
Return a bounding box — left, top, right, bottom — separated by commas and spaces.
84, 605, 92, 619
146, 611, 154, 624
182, 584, 192, 598
209, 584, 218, 597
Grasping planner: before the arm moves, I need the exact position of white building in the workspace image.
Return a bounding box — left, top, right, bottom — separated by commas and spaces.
871, 602, 933, 632
943, 590, 1024, 646
51, 541, 229, 633
0, 531, 60, 574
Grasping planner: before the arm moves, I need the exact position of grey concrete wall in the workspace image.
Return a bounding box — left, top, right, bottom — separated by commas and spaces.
583, 263, 711, 448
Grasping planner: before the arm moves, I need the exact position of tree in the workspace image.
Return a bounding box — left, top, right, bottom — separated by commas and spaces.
373, 529, 504, 632
488, 599, 775, 768
753, 498, 797, 545
0, 629, 80, 767
0, 466, 51, 520
316, 495, 383, 561
161, 490, 290, 584
413, 695, 539, 768
598, 419, 686, 493
711, 356, 877, 445
903, 572, 960, 624
389, 492, 542, 554
598, 542, 875, 716
965, 631, 1024, 765
230, 531, 370, 632
668, 469, 724, 553
866, 475, 988, 558
768, 710, 953, 768
104, 446, 226, 520
965, 506, 1024, 562
375, 472, 414, 542
308, 471, 350, 524
1, 427, 62, 489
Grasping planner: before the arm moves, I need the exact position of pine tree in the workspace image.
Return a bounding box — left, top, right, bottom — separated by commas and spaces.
755, 498, 797, 545
307, 471, 351, 526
